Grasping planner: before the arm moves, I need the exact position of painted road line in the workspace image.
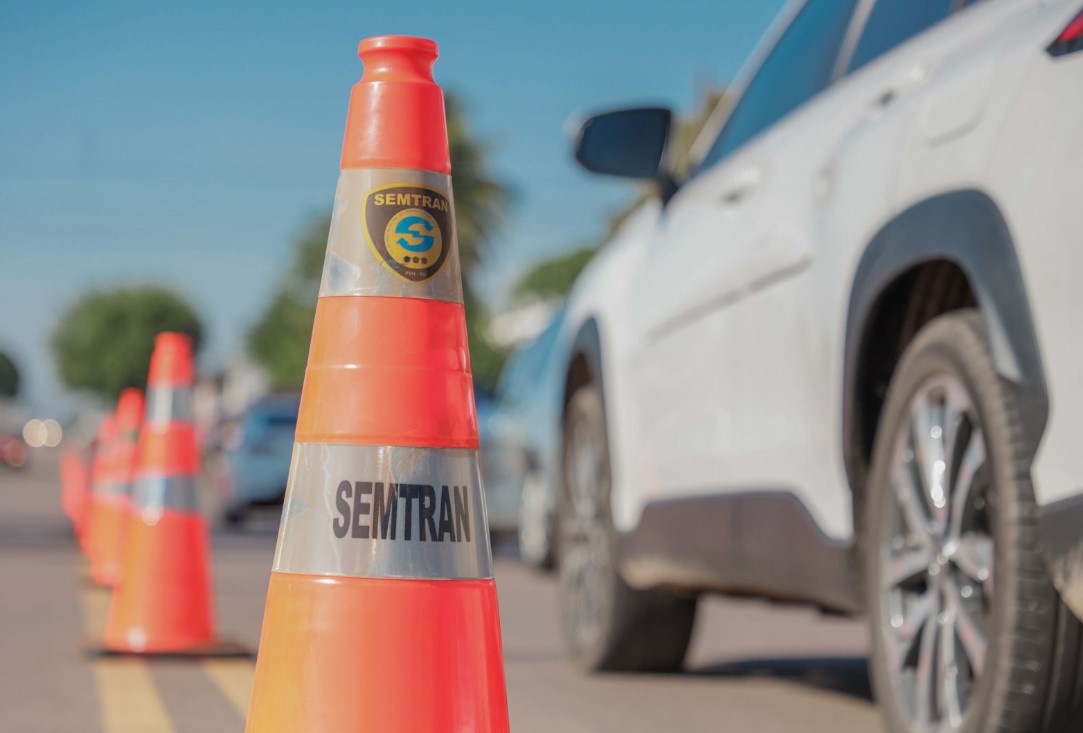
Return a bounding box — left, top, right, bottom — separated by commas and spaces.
203, 659, 255, 716
94, 661, 176, 733
83, 589, 175, 733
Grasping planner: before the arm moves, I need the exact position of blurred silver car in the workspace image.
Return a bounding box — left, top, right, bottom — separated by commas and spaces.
481, 308, 568, 568
222, 393, 300, 525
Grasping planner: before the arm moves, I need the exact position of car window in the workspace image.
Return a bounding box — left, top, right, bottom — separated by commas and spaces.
847, 0, 955, 73
698, 0, 859, 171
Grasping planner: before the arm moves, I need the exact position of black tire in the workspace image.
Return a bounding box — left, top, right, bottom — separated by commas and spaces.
558, 384, 696, 672
864, 310, 1083, 733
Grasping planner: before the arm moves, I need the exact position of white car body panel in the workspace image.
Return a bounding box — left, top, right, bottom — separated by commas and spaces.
562, 0, 1083, 611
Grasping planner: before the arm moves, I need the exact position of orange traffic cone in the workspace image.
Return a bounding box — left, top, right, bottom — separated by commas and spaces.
60, 445, 92, 543
81, 416, 118, 561
245, 36, 509, 732
87, 388, 144, 587
98, 333, 245, 657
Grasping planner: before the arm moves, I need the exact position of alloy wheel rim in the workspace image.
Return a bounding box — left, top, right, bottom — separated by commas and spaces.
880, 374, 993, 732
518, 471, 551, 564
560, 412, 611, 651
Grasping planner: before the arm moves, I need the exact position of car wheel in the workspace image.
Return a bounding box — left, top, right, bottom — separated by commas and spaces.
558, 384, 696, 672
223, 504, 247, 528
518, 466, 555, 571
865, 310, 1083, 733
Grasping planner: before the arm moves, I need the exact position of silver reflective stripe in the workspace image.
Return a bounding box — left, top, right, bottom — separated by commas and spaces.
319, 168, 464, 304
145, 387, 193, 425
273, 443, 492, 580
94, 481, 130, 498
132, 474, 198, 513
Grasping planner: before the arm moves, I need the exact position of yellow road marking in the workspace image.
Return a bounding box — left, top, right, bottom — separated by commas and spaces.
203, 659, 255, 717
94, 660, 176, 733
82, 589, 175, 733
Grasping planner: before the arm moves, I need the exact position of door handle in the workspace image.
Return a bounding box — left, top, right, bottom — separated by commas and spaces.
873, 88, 897, 109
871, 63, 928, 113
720, 165, 762, 204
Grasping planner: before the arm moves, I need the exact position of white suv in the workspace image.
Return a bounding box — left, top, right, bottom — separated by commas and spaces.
557, 1, 1083, 731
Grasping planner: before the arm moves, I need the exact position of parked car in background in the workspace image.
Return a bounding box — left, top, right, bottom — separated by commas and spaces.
221, 393, 300, 525
475, 381, 515, 536
482, 308, 568, 569
560, 1, 1083, 732
0, 430, 27, 470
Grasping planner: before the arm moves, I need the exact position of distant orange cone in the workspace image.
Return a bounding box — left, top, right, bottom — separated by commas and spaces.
87, 388, 143, 587
82, 416, 117, 561
85, 413, 118, 572
60, 445, 92, 543
99, 333, 244, 656
245, 36, 509, 732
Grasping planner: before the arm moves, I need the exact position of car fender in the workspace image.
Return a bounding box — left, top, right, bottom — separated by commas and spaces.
843, 189, 1048, 480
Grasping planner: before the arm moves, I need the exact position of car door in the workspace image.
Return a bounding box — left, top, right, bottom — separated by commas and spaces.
627, 0, 970, 540
625, 0, 865, 525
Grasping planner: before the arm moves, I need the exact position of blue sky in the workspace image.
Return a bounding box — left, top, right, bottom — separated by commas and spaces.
0, 0, 785, 414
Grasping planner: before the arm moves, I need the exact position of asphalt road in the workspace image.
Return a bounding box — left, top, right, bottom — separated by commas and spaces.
0, 449, 884, 732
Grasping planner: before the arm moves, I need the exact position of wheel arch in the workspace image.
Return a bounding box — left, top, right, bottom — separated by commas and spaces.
562, 317, 605, 418
842, 189, 1048, 523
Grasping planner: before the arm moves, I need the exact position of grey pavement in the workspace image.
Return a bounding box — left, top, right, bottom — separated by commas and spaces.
0, 449, 883, 732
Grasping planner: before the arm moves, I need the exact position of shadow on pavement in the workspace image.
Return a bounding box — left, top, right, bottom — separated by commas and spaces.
691, 656, 872, 701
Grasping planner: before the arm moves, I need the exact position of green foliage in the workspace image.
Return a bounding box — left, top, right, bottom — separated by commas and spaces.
245, 213, 328, 391
0, 350, 19, 398
513, 247, 596, 303
51, 286, 203, 400
246, 291, 318, 392
445, 94, 511, 272
246, 93, 512, 390
463, 281, 508, 391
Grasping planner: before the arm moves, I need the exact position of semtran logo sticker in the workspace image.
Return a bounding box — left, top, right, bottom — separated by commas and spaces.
363, 184, 451, 283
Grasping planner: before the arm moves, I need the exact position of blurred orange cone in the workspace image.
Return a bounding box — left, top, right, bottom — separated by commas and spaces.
87, 388, 143, 587
82, 415, 118, 561
98, 333, 245, 656
245, 36, 509, 732
60, 445, 92, 544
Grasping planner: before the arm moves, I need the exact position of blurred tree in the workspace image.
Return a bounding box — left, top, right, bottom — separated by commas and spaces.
512, 247, 596, 303
0, 350, 19, 398
462, 281, 508, 390
51, 286, 203, 401
246, 213, 328, 391
247, 93, 512, 390
445, 94, 510, 273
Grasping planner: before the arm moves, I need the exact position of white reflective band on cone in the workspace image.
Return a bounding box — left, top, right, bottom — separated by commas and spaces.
320, 168, 464, 304
94, 481, 131, 499
132, 474, 199, 513
144, 387, 194, 426
273, 443, 493, 580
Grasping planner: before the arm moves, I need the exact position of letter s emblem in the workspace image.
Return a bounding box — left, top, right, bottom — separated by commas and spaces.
395, 215, 435, 253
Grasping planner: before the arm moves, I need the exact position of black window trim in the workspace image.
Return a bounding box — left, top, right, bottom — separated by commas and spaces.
687, 0, 975, 180
834, 0, 974, 76
686, 0, 868, 179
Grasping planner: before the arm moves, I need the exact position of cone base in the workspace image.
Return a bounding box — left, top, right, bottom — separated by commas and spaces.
246, 571, 510, 733
84, 638, 251, 659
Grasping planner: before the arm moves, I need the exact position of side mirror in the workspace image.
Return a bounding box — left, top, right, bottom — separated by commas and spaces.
572, 107, 673, 182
